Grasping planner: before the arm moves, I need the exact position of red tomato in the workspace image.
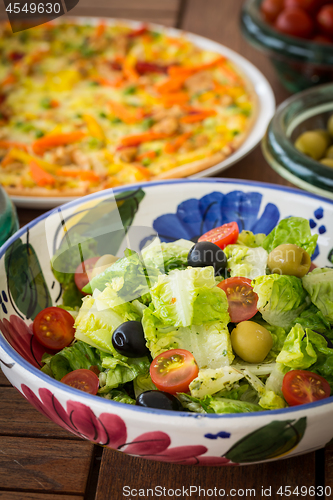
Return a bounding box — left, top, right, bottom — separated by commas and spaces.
150, 349, 199, 395
74, 256, 100, 293
217, 277, 258, 323
317, 5, 333, 36
275, 7, 314, 38
61, 369, 100, 395
261, 0, 285, 22
282, 370, 331, 406
312, 34, 333, 43
33, 307, 75, 351
198, 222, 239, 250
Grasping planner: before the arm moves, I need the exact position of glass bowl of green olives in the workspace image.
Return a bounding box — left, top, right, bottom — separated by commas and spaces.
262, 82, 333, 200
241, 0, 333, 93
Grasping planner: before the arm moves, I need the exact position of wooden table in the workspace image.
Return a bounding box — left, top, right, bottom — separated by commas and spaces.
1, 1, 333, 499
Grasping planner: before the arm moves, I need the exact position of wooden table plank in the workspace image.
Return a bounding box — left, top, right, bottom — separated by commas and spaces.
0, 369, 11, 387
0, 494, 83, 500
325, 443, 333, 489
0, 437, 94, 493
95, 448, 316, 500
0, 387, 81, 439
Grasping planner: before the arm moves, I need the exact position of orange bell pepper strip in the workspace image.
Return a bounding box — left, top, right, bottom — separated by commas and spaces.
56, 168, 100, 182
29, 160, 56, 186
0, 140, 29, 152
32, 131, 86, 155
120, 132, 172, 148
155, 76, 187, 94
1, 74, 16, 87
2, 148, 58, 173
179, 110, 217, 124
167, 56, 226, 78
133, 164, 151, 180
160, 92, 189, 106
95, 22, 106, 38
136, 150, 157, 161
109, 101, 144, 124
164, 132, 192, 154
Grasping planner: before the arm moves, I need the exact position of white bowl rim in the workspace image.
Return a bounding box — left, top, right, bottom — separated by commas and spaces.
1, 177, 333, 419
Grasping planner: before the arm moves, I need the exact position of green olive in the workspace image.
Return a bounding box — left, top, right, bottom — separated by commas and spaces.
320, 158, 333, 168
231, 321, 273, 363
327, 114, 333, 137
324, 145, 333, 159
314, 129, 332, 147
267, 243, 311, 278
294, 131, 328, 160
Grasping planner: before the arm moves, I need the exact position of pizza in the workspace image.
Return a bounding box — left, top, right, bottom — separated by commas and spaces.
0, 20, 257, 198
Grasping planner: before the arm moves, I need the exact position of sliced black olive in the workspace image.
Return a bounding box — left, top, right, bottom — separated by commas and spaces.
112, 321, 150, 358
187, 241, 227, 275
136, 390, 184, 411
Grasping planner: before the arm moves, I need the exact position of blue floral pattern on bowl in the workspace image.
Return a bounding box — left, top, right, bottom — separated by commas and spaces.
153, 191, 280, 242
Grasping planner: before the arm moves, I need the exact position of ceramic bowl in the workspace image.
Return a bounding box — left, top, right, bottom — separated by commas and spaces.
262, 83, 333, 200
241, 0, 333, 93
1, 179, 333, 466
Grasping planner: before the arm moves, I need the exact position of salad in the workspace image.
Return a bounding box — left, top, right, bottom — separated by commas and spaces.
34, 216, 333, 414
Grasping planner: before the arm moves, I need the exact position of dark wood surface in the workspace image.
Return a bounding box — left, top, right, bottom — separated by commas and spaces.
1, 1, 333, 499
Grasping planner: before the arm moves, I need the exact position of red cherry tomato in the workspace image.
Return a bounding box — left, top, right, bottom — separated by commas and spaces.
275, 7, 314, 38
312, 34, 333, 44
217, 277, 258, 323
198, 222, 239, 250
33, 307, 75, 351
61, 369, 100, 395
317, 5, 333, 36
74, 256, 100, 293
282, 370, 331, 406
261, 0, 285, 22
150, 349, 199, 395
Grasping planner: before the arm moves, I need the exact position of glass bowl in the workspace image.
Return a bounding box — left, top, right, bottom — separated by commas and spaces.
262, 82, 333, 199
240, 0, 333, 93
0, 185, 19, 247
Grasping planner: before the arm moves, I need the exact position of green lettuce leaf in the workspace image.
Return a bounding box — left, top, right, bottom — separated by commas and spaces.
293, 303, 332, 334
276, 324, 317, 369
252, 274, 309, 329
98, 352, 150, 392
302, 268, 333, 322
141, 238, 193, 278
189, 367, 244, 398
149, 267, 230, 327
41, 341, 102, 380
101, 388, 136, 405
133, 372, 157, 398
262, 216, 318, 256
236, 230, 266, 248
224, 245, 268, 279
208, 396, 262, 414
142, 307, 234, 369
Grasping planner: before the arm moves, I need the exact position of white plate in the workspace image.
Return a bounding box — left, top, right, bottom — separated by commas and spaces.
9, 18, 276, 209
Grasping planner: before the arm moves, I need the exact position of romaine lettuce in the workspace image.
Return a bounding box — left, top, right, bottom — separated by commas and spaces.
98, 352, 150, 393
262, 216, 318, 256
252, 274, 309, 329
142, 307, 233, 369
224, 245, 268, 279
302, 268, 333, 322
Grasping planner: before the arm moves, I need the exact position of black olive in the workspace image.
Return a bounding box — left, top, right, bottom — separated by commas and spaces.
112, 321, 150, 358
136, 390, 184, 411
188, 241, 227, 275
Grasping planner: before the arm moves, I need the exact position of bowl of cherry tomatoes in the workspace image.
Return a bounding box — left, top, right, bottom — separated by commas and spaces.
241, 0, 333, 92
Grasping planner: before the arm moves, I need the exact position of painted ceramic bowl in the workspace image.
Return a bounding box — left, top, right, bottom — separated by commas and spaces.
241, 0, 333, 93
0, 179, 333, 466
262, 83, 333, 200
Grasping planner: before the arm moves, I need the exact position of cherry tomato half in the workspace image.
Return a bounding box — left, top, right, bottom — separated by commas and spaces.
198, 222, 239, 250
61, 369, 100, 395
275, 7, 314, 38
33, 307, 75, 351
74, 256, 100, 293
150, 349, 199, 395
284, 0, 319, 13
282, 370, 331, 406
217, 277, 258, 323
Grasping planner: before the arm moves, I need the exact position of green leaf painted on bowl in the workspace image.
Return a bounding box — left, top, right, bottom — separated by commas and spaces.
225, 417, 307, 463
4, 237, 52, 320
328, 248, 333, 265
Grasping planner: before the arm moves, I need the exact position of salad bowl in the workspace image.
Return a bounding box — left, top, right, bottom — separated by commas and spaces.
0, 178, 333, 466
